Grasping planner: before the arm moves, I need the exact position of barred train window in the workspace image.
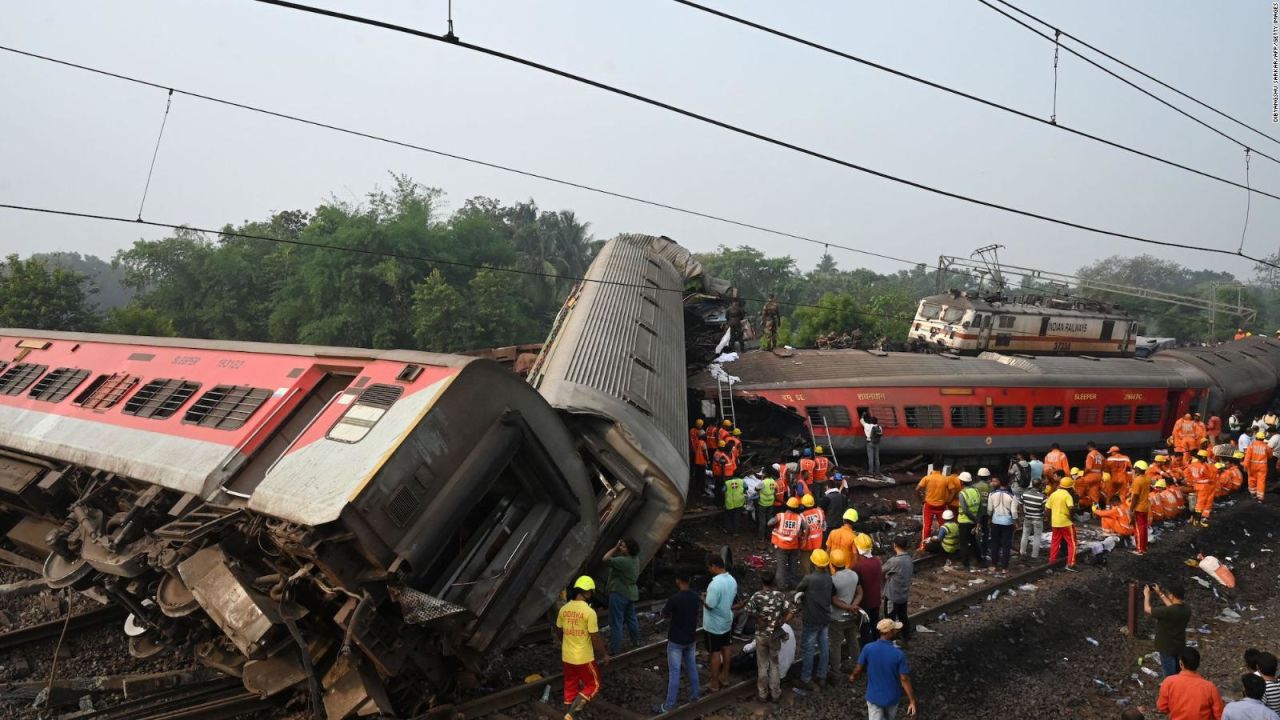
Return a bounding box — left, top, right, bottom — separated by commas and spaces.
184, 385, 272, 430
904, 405, 944, 429
1134, 405, 1162, 425
805, 405, 852, 429
993, 405, 1026, 428
0, 363, 48, 395
1032, 405, 1064, 427
124, 379, 201, 419
1103, 405, 1132, 425
949, 405, 987, 429
328, 384, 404, 443
74, 373, 139, 410
28, 367, 89, 402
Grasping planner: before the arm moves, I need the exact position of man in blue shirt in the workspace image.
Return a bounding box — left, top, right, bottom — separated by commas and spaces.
702, 554, 738, 692
849, 618, 917, 719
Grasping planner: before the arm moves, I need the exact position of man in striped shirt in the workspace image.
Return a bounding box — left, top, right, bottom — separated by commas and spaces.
1019, 478, 1046, 559
1260, 652, 1280, 714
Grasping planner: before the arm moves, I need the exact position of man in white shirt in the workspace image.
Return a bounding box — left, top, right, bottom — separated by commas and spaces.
743, 472, 763, 522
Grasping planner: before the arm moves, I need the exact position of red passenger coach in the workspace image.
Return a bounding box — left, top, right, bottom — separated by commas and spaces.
697, 340, 1280, 460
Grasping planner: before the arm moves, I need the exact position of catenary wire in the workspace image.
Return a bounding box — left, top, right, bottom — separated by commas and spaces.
0, 44, 919, 271
0, 201, 1073, 338
974, 0, 1280, 166
247, 0, 1280, 270
991, 0, 1280, 151
135, 89, 174, 221
670, 0, 1280, 203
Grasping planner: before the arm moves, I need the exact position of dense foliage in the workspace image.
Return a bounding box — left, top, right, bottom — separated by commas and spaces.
3, 177, 1277, 349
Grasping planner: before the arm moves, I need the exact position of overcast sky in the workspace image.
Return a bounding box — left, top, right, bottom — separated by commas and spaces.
2, 1, 1278, 281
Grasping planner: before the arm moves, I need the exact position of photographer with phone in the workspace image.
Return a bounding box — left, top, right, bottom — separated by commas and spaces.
1144, 581, 1191, 677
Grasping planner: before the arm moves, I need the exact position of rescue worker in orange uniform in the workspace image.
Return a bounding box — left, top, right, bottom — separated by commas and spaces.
1079, 441, 1106, 508
1186, 451, 1215, 526
690, 419, 705, 456
1174, 413, 1198, 463
1103, 446, 1132, 504
768, 497, 804, 589
1129, 460, 1152, 555
1218, 452, 1246, 495
690, 428, 709, 497
916, 466, 961, 549
1044, 443, 1071, 479
726, 428, 743, 463
1205, 414, 1222, 443
799, 494, 826, 576
827, 508, 858, 560
1244, 431, 1272, 501
812, 447, 831, 488
1234, 328, 1248, 341
798, 449, 817, 488
1192, 413, 1207, 449
712, 442, 736, 503
1092, 497, 1134, 540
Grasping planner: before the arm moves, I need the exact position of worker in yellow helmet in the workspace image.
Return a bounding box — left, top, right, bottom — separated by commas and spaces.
827, 547, 863, 675
800, 494, 826, 577
557, 575, 605, 715
852, 532, 883, 647
812, 445, 831, 488
826, 508, 858, 563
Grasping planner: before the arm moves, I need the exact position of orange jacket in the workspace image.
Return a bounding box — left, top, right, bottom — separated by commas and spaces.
813, 457, 830, 483
1185, 461, 1212, 486
1218, 465, 1244, 495
689, 427, 702, 454
1244, 440, 1272, 470
798, 458, 816, 484
801, 507, 826, 550
1206, 416, 1221, 438
692, 437, 708, 465
1044, 449, 1070, 477
1083, 449, 1105, 477
1192, 421, 1207, 444
917, 471, 960, 506
771, 511, 803, 550
1105, 454, 1132, 481
1093, 505, 1133, 536
713, 450, 736, 477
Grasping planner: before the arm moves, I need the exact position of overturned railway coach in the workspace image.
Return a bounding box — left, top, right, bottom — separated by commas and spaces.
698, 338, 1280, 458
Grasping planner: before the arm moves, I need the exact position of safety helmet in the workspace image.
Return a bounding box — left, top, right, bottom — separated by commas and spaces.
573, 576, 596, 592
801, 494, 815, 508
1154, 479, 1168, 489
833, 472, 844, 481
814, 446, 824, 455
722, 419, 732, 428
803, 448, 813, 457
772, 463, 781, 471
1233, 451, 1246, 459
1134, 460, 1149, 471
959, 471, 974, 483
810, 549, 830, 568
733, 428, 742, 436
1060, 477, 1075, 488
855, 533, 873, 553
1215, 462, 1225, 470
1154, 455, 1168, 463
1070, 467, 1082, 477
694, 419, 704, 428
1109, 446, 1121, 454
829, 548, 849, 569
1102, 472, 1111, 481
977, 467, 991, 477
718, 440, 727, 448
942, 509, 955, 520
1197, 449, 1209, 458
1258, 432, 1267, 439
842, 508, 860, 523
786, 497, 801, 509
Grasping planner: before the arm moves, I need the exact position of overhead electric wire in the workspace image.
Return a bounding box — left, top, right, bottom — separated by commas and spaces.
247, 0, 1280, 270
0, 45, 919, 271
670, 0, 1280, 204
990, 0, 1280, 151
974, 0, 1280, 167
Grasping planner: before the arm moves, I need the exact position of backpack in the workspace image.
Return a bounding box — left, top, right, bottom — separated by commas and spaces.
870, 424, 884, 444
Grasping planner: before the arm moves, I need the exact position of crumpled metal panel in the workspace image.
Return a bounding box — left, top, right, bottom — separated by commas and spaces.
178, 546, 281, 659
397, 586, 468, 625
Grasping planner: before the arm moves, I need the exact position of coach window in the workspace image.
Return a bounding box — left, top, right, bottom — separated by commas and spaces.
74, 373, 139, 410
998, 315, 1016, 329
1102, 405, 1132, 425
806, 405, 852, 429
904, 405, 944, 429
994, 334, 1012, 348
855, 405, 899, 429
1032, 405, 1064, 427
28, 367, 90, 402
992, 405, 1026, 428
1069, 406, 1100, 425
1134, 405, 1162, 425
949, 405, 987, 429
0, 363, 49, 396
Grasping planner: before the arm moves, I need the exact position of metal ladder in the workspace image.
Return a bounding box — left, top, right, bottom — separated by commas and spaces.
805, 417, 840, 467
717, 377, 736, 427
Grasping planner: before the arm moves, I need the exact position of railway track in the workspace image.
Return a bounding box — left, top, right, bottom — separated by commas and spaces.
57, 677, 274, 720
436, 554, 1061, 720
0, 604, 125, 653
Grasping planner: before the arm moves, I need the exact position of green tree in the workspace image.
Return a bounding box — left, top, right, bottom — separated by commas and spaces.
0, 255, 98, 330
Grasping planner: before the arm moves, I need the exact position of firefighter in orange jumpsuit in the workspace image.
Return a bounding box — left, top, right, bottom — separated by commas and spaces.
1173, 413, 1198, 463
1079, 441, 1106, 508
1234, 328, 1248, 341
1186, 451, 1216, 526
1244, 431, 1272, 501
1092, 499, 1134, 539
1044, 443, 1071, 479
1205, 414, 1222, 443
726, 428, 743, 463
1103, 446, 1132, 504
1192, 413, 1207, 448
690, 426, 708, 481
1218, 452, 1246, 495
798, 449, 817, 488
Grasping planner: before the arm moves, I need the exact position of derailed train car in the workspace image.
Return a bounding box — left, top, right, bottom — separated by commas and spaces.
0, 235, 703, 717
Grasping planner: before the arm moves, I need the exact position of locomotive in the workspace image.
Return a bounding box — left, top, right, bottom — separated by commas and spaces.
0, 234, 702, 717
697, 338, 1280, 460
908, 289, 1137, 356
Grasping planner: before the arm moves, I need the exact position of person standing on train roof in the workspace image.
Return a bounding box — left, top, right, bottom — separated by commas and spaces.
955, 472, 984, 570
761, 293, 781, 351
1175, 413, 1198, 463
1235, 328, 1248, 341
1105, 446, 1133, 504
1044, 443, 1071, 478
1245, 431, 1272, 502
768, 497, 804, 589
557, 576, 607, 719
1046, 475, 1078, 570
916, 466, 960, 550
1081, 441, 1106, 508
1130, 459, 1153, 556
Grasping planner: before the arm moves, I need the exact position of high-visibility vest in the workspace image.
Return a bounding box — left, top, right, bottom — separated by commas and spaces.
772, 511, 803, 550
713, 451, 736, 477
758, 478, 777, 507
1105, 455, 1132, 480
724, 478, 745, 510
727, 436, 742, 461
692, 439, 707, 466
799, 458, 816, 483
1084, 450, 1105, 476
941, 522, 961, 553
813, 457, 830, 482
689, 428, 701, 453
957, 487, 981, 524
801, 508, 825, 549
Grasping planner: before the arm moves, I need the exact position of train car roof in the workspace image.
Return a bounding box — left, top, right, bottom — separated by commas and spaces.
692, 348, 1195, 390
